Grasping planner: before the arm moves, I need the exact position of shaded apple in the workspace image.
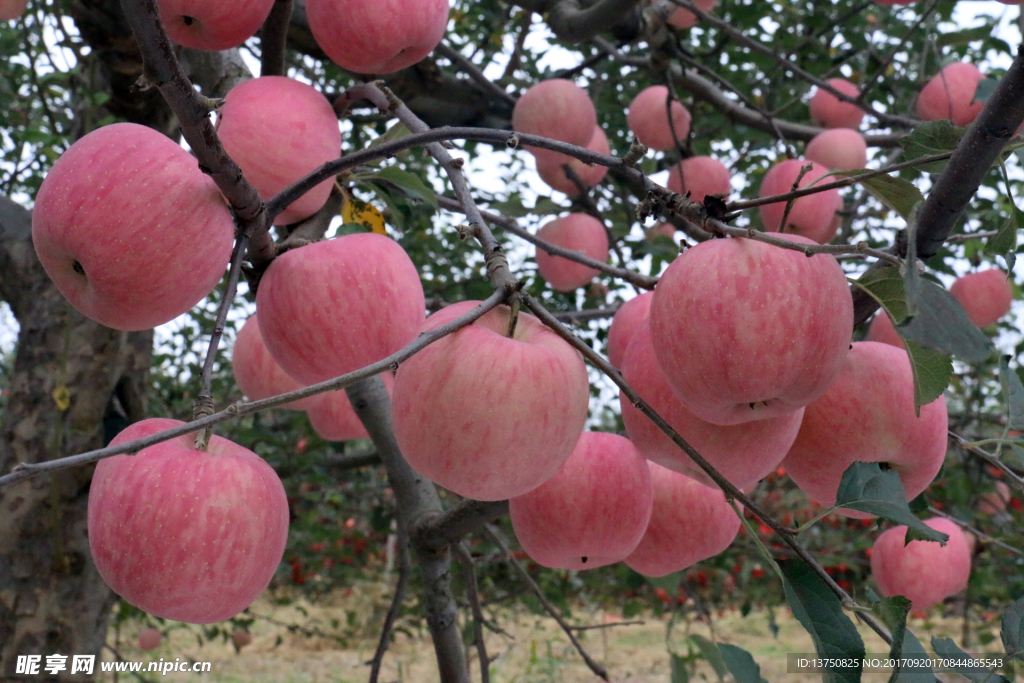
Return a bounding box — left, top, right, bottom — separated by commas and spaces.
137, 628, 162, 651
758, 159, 842, 244
535, 213, 610, 292
667, 156, 732, 204
306, 373, 394, 442
232, 314, 318, 411
606, 291, 653, 368
805, 129, 868, 171
158, 0, 274, 51
627, 85, 692, 152
392, 301, 590, 501
809, 78, 864, 129
535, 125, 610, 195
0, 0, 28, 20
865, 311, 904, 349
32, 122, 235, 331
870, 517, 971, 610
950, 269, 1013, 328
232, 628, 253, 650
509, 432, 653, 570
667, 0, 717, 28
916, 62, 984, 126
977, 481, 1011, 515
88, 418, 289, 624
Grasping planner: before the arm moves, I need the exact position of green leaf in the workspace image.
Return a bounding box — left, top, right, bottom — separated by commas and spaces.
1002, 597, 1024, 659
986, 213, 1018, 257
833, 462, 949, 543
901, 121, 965, 173
837, 171, 924, 222
688, 635, 728, 682
367, 122, 412, 149
358, 166, 438, 209
879, 596, 936, 683
931, 637, 1010, 683
671, 654, 690, 683
936, 25, 994, 47
1000, 356, 1024, 430
718, 644, 769, 683
780, 559, 865, 683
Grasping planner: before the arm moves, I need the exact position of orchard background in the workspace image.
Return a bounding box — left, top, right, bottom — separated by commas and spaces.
4, 0, 1024, 681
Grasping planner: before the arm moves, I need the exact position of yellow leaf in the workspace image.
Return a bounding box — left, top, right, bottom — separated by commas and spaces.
341, 198, 387, 235
52, 386, 71, 412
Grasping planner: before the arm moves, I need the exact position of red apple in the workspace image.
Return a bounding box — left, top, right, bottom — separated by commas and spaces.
158, 0, 274, 50
535, 125, 610, 196
759, 159, 842, 244
621, 322, 804, 490
232, 628, 253, 650
305, 0, 449, 74
306, 373, 394, 442
392, 301, 590, 501
808, 78, 864, 129
667, 156, 732, 204
949, 269, 1013, 328
0, 0, 28, 20
232, 314, 318, 411
624, 463, 740, 578
870, 517, 972, 610
916, 63, 985, 126
88, 418, 289, 624
217, 76, 341, 225
865, 311, 904, 349
782, 342, 949, 517
256, 233, 425, 385
626, 85, 692, 152
977, 481, 1011, 515
666, 0, 717, 29
513, 79, 597, 166
509, 432, 653, 570
32, 122, 235, 331
649, 234, 853, 425
607, 291, 653, 368
137, 628, 162, 651
805, 129, 868, 171
535, 213, 610, 292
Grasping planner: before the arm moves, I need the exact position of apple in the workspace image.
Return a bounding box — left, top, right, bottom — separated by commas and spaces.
307, 372, 394, 442
666, 0, 717, 29
137, 628, 162, 651
667, 156, 732, 204
865, 311, 904, 349
509, 432, 653, 570
645, 223, 676, 242
88, 418, 289, 624
607, 291, 653, 368
758, 159, 842, 244
232, 628, 253, 650
620, 322, 804, 490
0, 0, 28, 20
870, 517, 972, 610
256, 232, 425, 385
535, 213, 610, 292
624, 463, 740, 578
916, 62, 985, 126
782, 342, 949, 517
513, 79, 597, 166
949, 269, 1013, 328
808, 78, 864, 129
977, 481, 1011, 515
232, 314, 318, 411
626, 85, 692, 152
535, 125, 610, 196
32, 122, 235, 332
216, 76, 341, 225
805, 129, 868, 171
157, 0, 274, 51
305, 0, 449, 74
649, 234, 853, 425
392, 301, 590, 501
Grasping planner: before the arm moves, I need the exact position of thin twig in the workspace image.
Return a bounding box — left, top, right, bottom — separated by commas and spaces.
926, 506, 1024, 558
367, 523, 411, 683
435, 43, 516, 107
454, 543, 491, 683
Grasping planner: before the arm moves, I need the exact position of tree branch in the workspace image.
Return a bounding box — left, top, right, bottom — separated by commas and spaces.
260, 0, 292, 77
453, 543, 491, 683
418, 500, 510, 553
546, 0, 643, 43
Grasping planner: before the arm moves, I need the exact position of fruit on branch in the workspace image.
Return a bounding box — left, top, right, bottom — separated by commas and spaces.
513, 79, 597, 166
306, 0, 449, 74
232, 315, 318, 411
865, 311, 904, 349
949, 269, 1013, 328
805, 129, 868, 171
607, 291, 653, 368
88, 418, 289, 624
758, 159, 842, 244
625, 463, 740, 578
392, 301, 590, 501
626, 85, 692, 151
306, 372, 394, 442
535, 125, 610, 196
808, 78, 864, 130
216, 76, 341, 225
645, 223, 677, 241
157, 0, 274, 51
916, 62, 985, 126
666, 0, 717, 29
782, 342, 949, 517
649, 234, 853, 425
0, 0, 28, 20
870, 517, 972, 610
32, 122, 235, 331
977, 481, 1011, 515
535, 213, 610, 291
256, 233, 425, 385
232, 629, 253, 650
509, 432, 653, 570
137, 628, 162, 651
620, 322, 803, 490
667, 155, 732, 204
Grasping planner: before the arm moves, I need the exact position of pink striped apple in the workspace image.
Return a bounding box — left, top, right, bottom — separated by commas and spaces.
627, 85, 692, 151
916, 63, 985, 126
536, 125, 610, 196
805, 129, 868, 171
759, 159, 842, 244
232, 314, 318, 411
158, 0, 274, 50
870, 518, 971, 610
535, 213, 609, 292
809, 78, 864, 129
667, 156, 732, 204
607, 291, 653, 368
513, 79, 597, 167
88, 418, 289, 624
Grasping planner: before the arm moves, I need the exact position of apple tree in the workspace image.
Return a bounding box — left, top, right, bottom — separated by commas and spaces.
3, 0, 1024, 681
